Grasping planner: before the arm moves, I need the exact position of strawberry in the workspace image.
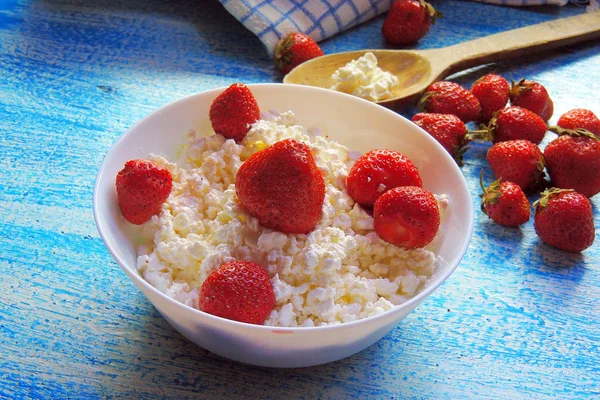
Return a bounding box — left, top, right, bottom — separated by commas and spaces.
487, 139, 546, 193
374, 186, 439, 249
209, 83, 260, 142
274, 32, 324, 75
346, 149, 422, 208
509, 79, 554, 122
556, 108, 600, 136
470, 73, 510, 123
115, 159, 173, 225
533, 188, 595, 253
470, 106, 547, 144
199, 260, 275, 325
382, 0, 441, 45
412, 113, 468, 164
479, 173, 530, 227
236, 138, 325, 234
418, 81, 481, 123
544, 127, 600, 198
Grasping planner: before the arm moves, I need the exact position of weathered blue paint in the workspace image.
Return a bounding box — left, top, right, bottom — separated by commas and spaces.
1, 0, 599, 398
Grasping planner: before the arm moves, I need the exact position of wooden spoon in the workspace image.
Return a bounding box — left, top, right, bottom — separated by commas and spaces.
283, 12, 600, 109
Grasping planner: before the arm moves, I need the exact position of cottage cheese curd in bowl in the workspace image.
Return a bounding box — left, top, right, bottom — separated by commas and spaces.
137, 109, 446, 327
93, 83, 474, 368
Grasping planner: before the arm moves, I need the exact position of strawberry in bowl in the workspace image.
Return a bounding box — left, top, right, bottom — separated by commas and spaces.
93, 83, 473, 367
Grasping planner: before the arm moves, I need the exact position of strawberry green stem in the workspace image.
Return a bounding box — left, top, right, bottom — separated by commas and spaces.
466, 128, 492, 142
548, 126, 598, 140
479, 170, 503, 214
532, 187, 574, 214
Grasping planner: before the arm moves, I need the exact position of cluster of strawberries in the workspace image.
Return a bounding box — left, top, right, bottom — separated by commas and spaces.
115, 84, 275, 325
114, 83, 446, 325
412, 74, 599, 253
346, 149, 440, 250
214, 84, 442, 253
207, 84, 445, 323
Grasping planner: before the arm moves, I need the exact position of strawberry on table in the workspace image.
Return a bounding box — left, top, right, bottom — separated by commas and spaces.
479, 173, 530, 228
544, 127, 600, 198
556, 108, 600, 136
418, 81, 481, 123
274, 32, 324, 75
374, 186, 440, 249
509, 78, 554, 122
209, 83, 260, 142
382, 0, 441, 45
199, 260, 275, 325
346, 149, 422, 208
533, 188, 595, 253
470, 106, 547, 144
470, 73, 510, 123
487, 139, 546, 193
412, 113, 468, 165
115, 159, 173, 225
236, 138, 325, 234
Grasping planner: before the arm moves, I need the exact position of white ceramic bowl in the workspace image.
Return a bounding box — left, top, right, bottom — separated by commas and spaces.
93, 83, 474, 368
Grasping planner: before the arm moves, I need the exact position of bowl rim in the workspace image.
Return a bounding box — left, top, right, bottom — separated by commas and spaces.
92, 82, 474, 333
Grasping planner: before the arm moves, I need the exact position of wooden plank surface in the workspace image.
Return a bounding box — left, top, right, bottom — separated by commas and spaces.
1, 0, 599, 398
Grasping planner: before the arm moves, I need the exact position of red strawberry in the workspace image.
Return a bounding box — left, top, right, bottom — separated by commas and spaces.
509, 79, 554, 122
199, 260, 275, 325
533, 188, 595, 253
556, 108, 600, 136
544, 127, 600, 198
487, 139, 545, 193
479, 174, 530, 227
209, 83, 260, 142
374, 186, 440, 249
382, 0, 441, 45
418, 81, 481, 123
274, 32, 324, 74
470, 106, 547, 144
236, 138, 325, 234
470, 73, 510, 123
412, 113, 468, 164
115, 159, 173, 225
346, 149, 422, 208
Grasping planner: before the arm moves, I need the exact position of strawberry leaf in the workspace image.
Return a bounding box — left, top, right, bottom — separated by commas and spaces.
479, 170, 503, 214
509, 78, 534, 98
420, 0, 443, 24
548, 126, 599, 141
533, 187, 574, 214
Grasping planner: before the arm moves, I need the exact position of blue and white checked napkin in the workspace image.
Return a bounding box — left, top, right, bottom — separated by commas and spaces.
219, 0, 393, 55
219, 0, 598, 55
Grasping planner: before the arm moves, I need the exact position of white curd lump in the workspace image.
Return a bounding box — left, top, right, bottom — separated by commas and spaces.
136, 111, 448, 327
329, 52, 399, 102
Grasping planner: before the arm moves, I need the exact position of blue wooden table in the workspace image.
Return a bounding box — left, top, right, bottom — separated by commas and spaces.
1, 0, 599, 398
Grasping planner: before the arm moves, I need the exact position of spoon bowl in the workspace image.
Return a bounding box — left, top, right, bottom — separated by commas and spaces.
284, 49, 432, 108
284, 12, 600, 109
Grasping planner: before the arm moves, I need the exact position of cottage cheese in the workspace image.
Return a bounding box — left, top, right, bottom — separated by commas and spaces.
329, 52, 399, 102
136, 111, 448, 327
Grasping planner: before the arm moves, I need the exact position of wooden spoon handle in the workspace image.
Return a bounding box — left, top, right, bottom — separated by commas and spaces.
435, 12, 600, 74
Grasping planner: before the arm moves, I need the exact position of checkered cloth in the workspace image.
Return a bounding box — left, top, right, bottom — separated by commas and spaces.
219, 0, 598, 55
220, 0, 394, 55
